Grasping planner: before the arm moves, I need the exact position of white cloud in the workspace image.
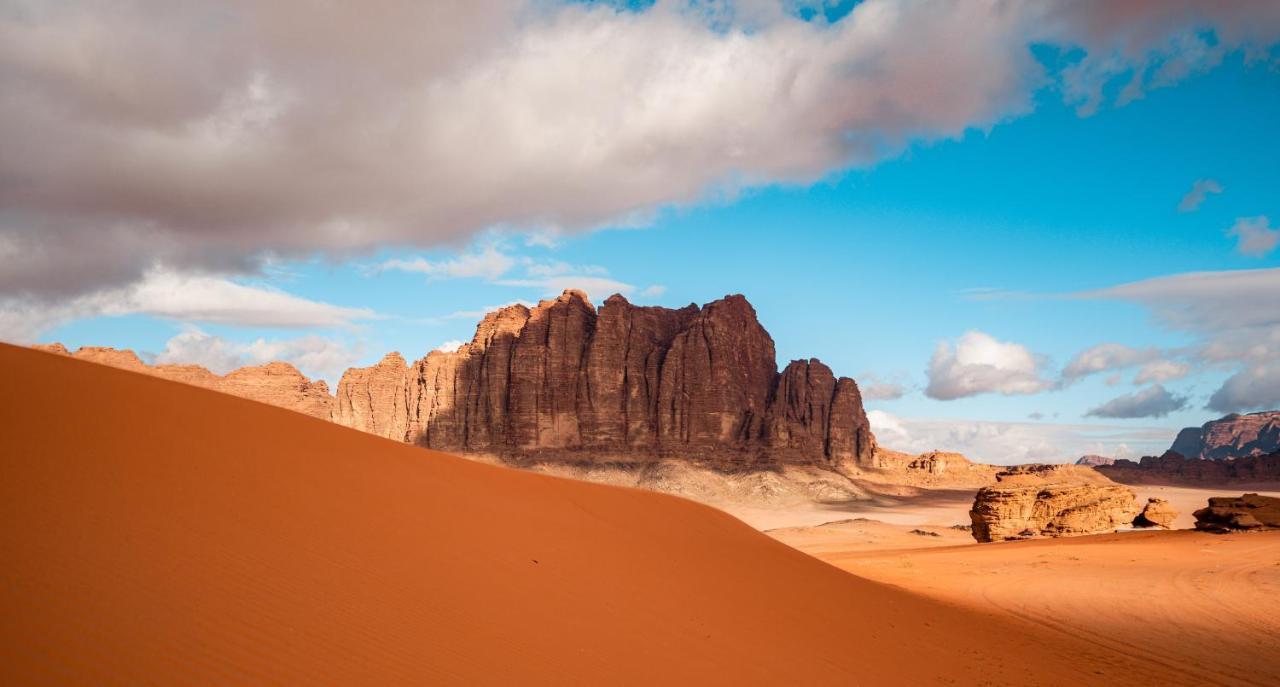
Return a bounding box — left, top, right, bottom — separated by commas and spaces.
1207, 365, 1280, 413
1061, 343, 1159, 382
1177, 178, 1223, 212
155, 326, 362, 383
1133, 359, 1191, 385
867, 410, 1171, 465
1086, 384, 1188, 419
0, 268, 376, 343
1083, 267, 1280, 412
859, 373, 908, 401
1227, 216, 1280, 257
435, 340, 465, 353
379, 245, 517, 280
5, 1, 1279, 298
925, 331, 1054, 400
638, 285, 668, 299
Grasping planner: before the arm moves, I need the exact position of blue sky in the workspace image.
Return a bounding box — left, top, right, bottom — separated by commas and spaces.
5, 1, 1280, 462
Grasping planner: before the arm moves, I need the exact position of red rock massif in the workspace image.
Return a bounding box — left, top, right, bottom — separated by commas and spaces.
1169, 411, 1280, 461
37, 291, 877, 470
1098, 450, 1280, 485
334, 291, 875, 468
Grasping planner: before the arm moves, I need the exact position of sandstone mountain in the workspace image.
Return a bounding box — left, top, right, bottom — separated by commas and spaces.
1098, 450, 1280, 485
34, 292, 876, 471
33, 343, 332, 419
1169, 411, 1280, 460
969, 464, 1139, 542
1076, 454, 1115, 467
333, 291, 876, 468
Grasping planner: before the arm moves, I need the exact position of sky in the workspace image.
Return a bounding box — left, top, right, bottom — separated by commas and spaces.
3, 0, 1280, 464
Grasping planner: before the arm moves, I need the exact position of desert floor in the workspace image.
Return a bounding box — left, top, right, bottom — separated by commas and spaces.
772, 513, 1280, 686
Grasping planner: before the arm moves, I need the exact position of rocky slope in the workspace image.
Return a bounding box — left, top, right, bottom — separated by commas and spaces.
969, 465, 1139, 542
1076, 454, 1115, 467
1193, 493, 1280, 533
1170, 411, 1280, 460
334, 291, 876, 468
1098, 450, 1280, 485
32, 343, 333, 419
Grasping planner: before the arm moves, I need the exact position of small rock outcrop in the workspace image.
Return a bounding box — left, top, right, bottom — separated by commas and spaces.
969, 465, 1139, 542
1133, 498, 1178, 528
1193, 493, 1280, 533
1170, 412, 1280, 461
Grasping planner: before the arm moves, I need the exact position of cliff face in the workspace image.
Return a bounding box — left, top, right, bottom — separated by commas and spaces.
336, 291, 876, 467
1170, 411, 1280, 460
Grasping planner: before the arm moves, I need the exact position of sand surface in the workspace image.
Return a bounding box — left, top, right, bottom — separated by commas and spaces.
0, 342, 1219, 685
773, 525, 1280, 686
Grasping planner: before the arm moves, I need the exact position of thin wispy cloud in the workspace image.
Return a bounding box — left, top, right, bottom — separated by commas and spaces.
1177, 178, 1224, 212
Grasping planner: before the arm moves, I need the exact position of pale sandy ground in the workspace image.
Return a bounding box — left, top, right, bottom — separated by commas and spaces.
6, 343, 1213, 686
771, 493, 1280, 686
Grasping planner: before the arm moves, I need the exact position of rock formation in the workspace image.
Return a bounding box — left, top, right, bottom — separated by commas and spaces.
38, 292, 877, 472
1133, 498, 1178, 528
1099, 450, 1280, 485
969, 465, 1139, 542
1193, 493, 1280, 533
1170, 411, 1280, 460
1076, 454, 1115, 467
336, 291, 876, 468
863, 448, 999, 487
32, 344, 333, 420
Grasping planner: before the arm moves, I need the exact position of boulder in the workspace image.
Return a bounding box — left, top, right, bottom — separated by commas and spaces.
1133, 498, 1178, 528
1193, 493, 1280, 533
969, 465, 1139, 542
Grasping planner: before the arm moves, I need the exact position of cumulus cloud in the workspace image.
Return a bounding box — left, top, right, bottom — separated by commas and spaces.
867, 410, 1171, 465
859, 373, 908, 401
1133, 359, 1191, 385
1086, 384, 1188, 419
435, 340, 465, 354
1061, 343, 1159, 382
925, 331, 1054, 400
0, 268, 376, 343
1177, 178, 1223, 212
155, 326, 362, 383
1207, 365, 1280, 413
1227, 216, 1280, 257
4, 1, 1280, 300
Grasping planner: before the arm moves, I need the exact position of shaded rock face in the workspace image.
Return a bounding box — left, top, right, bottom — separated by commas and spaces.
1170, 412, 1280, 461
1193, 494, 1280, 533
1099, 450, 1280, 485
338, 291, 876, 467
1076, 454, 1115, 467
1133, 498, 1178, 529
33, 345, 333, 420
969, 465, 1139, 542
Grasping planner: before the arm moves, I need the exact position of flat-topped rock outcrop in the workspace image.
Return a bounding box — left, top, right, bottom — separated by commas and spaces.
1193, 493, 1280, 533
969, 465, 1139, 542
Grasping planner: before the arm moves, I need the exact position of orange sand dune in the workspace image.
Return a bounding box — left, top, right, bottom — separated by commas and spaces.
775, 527, 1280, 686
1, 343, 1193, 685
